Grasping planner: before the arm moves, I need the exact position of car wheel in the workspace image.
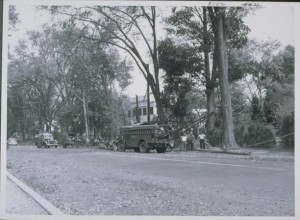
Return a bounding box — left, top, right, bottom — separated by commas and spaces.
139, 141, 149, 153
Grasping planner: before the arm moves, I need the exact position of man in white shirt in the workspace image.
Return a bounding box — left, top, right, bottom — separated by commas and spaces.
199, 132, 206, 149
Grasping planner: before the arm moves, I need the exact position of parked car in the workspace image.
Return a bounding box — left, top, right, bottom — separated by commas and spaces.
7, 138, 18, 149
35, 133, 59, 148
8, 137, 18, 145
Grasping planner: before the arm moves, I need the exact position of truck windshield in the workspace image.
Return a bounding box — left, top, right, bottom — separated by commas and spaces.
44, 134, 53, 139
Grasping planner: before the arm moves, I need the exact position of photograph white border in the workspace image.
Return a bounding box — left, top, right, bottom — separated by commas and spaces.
1, 1, 299, 220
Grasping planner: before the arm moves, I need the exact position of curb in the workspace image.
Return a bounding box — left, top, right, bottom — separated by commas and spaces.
7, 172, 64, 215
195, 149, 252, 156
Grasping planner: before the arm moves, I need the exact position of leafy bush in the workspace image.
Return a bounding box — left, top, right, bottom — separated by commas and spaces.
234, 123, 249, 147
207, 127, 222, 147
280, 113, 294, 148
243, 121, 276, 148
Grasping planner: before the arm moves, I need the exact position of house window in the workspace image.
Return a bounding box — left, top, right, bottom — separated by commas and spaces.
139, 108, 142, 116
128, 110, 131, 117
143, 108, 147, 115
149, 107, 153, 115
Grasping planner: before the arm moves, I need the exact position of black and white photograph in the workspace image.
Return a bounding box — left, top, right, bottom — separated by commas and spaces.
1, 0, 299, 219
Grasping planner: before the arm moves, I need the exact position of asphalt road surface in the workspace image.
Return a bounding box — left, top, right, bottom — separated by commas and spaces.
6, 145, 294, 216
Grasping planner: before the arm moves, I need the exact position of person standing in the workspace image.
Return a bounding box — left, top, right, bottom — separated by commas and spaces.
181, 133, 187, 151
187, 130, 195, 151
199, 132, 206, 149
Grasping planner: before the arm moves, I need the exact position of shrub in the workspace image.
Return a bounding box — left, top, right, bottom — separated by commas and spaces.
243, 121, 276, 148
234, 123, 249, 147
280, 113, 294, 148
207, 127, 222, 147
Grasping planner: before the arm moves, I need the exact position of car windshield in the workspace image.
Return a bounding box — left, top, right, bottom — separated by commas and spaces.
8, 138, 16, 142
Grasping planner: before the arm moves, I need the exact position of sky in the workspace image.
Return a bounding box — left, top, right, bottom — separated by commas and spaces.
7, 2, 296, 98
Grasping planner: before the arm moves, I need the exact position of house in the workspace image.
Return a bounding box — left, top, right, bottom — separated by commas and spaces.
128, 93, 157, 124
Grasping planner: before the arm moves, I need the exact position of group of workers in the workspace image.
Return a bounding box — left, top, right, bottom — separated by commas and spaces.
180, 129, 206, 151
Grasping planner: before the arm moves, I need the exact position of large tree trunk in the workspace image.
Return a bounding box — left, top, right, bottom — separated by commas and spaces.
214, 8, 239, 149
147, 71, 165, 124
152, 89, 165, 124
206, 88, 215, 129
20, 121, 26, 141
203, 7, 215, 131
82, 93, 90, 145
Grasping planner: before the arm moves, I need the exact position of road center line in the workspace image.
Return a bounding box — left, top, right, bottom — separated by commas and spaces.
98, 152, 286, 171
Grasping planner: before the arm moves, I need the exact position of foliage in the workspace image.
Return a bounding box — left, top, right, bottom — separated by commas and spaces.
223, 7, 252, 50
279, 113, 294, 148
9, 5, 20, 30
251, 95, 264, 121
158, 38, 203, 123
44, 6, 166, 123
230, 41, 294, 141
208, 127, 223, 147
8, 23, 132, 140
242, 121, 276, 148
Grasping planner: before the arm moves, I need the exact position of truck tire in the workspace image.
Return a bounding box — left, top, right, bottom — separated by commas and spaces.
139, 141, 150, 153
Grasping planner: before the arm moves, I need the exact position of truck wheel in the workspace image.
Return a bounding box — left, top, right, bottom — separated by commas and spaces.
139, 141, 150, 153
117, 141, 125, 152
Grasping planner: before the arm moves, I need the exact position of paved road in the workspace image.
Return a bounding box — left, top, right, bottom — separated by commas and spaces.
6, 145, 294, 216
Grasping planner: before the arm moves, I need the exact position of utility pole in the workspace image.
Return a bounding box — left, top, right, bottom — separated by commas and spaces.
147, 65, 150, 123
135, 95, 140, 123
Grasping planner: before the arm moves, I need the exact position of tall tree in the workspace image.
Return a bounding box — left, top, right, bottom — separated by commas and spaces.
158, 38, 201, 125
45, 6, 165, 123
165, 6, 252, 143
208, 7, 239, 149
165, 7, 216, 130
8, 23, 132, 141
